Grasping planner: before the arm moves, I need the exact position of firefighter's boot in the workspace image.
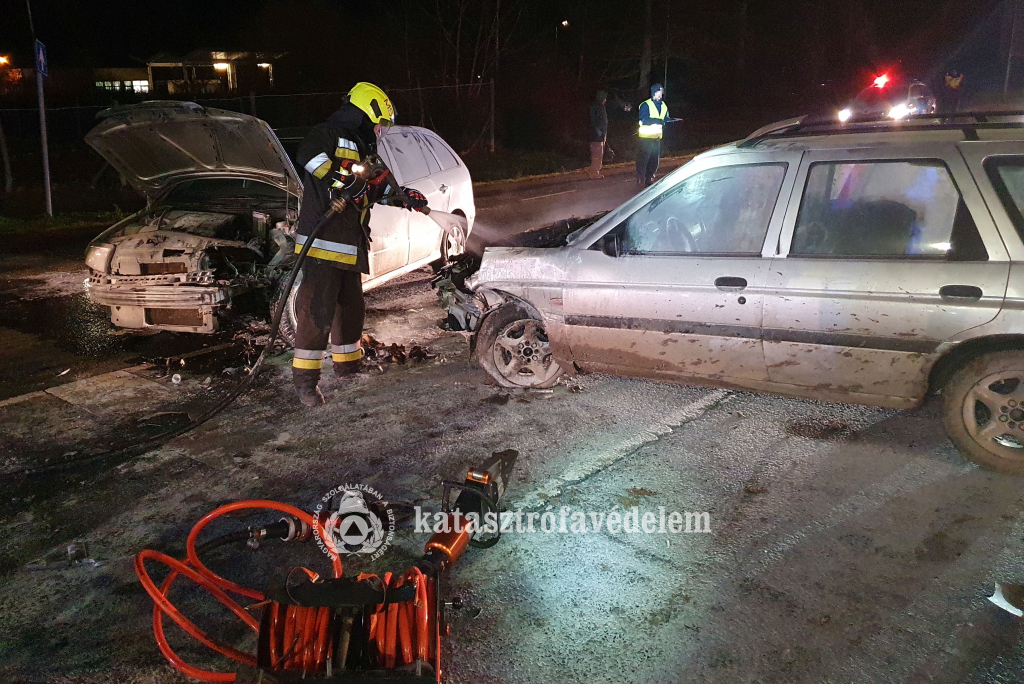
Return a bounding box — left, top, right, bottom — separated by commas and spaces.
293, 368, 326, 407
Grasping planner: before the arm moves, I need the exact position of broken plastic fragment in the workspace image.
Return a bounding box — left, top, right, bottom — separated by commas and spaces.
988, 583, 1024, 617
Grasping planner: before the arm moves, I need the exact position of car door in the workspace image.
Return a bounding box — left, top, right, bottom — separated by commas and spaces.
367, 136, 410, 278
383, 128, 449, 264
763, 144, 1010, 406
562, 151, 801, 384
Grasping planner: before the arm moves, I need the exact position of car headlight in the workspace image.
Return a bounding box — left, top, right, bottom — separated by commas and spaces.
888, 103, 911, 120
85, 243, 115, 273
838, 108, 852, 122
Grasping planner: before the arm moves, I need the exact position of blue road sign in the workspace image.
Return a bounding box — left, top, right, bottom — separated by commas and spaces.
35, 40, 47, 77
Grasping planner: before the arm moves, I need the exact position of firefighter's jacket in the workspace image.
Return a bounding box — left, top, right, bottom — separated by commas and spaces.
294, 104, 389, 274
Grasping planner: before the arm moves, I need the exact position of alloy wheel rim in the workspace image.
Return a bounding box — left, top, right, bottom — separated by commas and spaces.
492, 319, 559, 387
962, 370, 1024, 460
444, 225, 465, 260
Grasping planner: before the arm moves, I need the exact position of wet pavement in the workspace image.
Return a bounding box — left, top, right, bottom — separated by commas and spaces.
3, 160, 1023, 683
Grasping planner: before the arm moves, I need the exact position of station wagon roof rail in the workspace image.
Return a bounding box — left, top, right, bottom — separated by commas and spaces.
739, 110, 1024, 148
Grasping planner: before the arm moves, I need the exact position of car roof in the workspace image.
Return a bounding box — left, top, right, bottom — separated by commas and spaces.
725, 111, 1024, 153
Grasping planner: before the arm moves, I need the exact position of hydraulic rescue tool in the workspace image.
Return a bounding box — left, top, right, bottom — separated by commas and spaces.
135, 450, 516, 683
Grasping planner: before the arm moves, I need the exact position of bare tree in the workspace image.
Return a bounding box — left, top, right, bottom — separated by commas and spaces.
638, 0, 654, 98
736, 1, 748, 78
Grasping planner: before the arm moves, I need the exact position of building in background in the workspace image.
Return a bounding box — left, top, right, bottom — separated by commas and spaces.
93, 68, 150, 95
146, 51, 284, 97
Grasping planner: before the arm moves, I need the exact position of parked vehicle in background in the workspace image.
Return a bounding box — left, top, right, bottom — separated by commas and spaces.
82, 102, 474, 344
838, 73, 937, 122
446, 111, 1024, 474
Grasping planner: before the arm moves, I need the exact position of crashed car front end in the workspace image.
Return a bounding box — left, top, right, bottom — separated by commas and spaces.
439, 213, 607, 333
82, 101, 303, 335
85, 210, 295, 333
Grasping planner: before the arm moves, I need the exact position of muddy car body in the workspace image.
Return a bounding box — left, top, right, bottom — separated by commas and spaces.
84, 102, 474, 337
451, 113, 1024, 473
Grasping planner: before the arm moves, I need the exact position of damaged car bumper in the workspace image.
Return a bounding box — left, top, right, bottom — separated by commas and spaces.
85, 272, 239, 333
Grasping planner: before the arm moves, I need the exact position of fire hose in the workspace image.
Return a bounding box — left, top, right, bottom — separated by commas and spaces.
135, 450, 515, 682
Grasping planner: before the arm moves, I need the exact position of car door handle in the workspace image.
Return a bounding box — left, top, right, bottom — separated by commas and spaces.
939, 285, 983, 301
715, 276, 747, 291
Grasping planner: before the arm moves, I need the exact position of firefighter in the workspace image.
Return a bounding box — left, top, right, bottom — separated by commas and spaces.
636, 83, 668, 188
291, 82, 427, 406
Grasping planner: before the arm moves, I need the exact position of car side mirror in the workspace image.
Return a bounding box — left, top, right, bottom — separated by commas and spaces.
596, 233, 620, 257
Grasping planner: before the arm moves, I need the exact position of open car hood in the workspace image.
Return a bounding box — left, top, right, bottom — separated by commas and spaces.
85, 101, 301, 201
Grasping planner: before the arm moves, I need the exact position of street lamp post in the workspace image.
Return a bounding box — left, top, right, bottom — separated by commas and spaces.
0, 57, 11, 194
556, 20, 568, 49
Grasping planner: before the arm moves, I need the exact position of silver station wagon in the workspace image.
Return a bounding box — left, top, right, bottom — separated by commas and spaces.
447, 113, 1024, 474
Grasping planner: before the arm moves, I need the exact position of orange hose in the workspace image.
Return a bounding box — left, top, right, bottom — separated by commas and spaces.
137, 499, 438, 680
135, 500, 342, 681
384, 575, 400, 668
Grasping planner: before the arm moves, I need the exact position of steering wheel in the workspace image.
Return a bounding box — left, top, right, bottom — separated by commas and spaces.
663, 216, 698, 253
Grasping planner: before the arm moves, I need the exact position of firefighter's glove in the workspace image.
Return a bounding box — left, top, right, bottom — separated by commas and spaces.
399, 187, 429, 213
330, 173, 368, 208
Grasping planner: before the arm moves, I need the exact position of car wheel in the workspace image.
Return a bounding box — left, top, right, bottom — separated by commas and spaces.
942, 349, 1024, 474
436, 211, 468, 269
271, 269, 302, 349
475, 303, 564, 389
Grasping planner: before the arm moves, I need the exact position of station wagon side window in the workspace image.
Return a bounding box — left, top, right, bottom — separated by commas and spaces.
617, 163, 788, 256
382, 130, 432, 183
424, 133, 460, 171
983, 157, 1024, 245
790, 160, 988, 260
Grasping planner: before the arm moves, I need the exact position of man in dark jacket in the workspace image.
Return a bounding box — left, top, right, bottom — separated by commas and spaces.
588, 90, 608, 179
291, 82, 426, 406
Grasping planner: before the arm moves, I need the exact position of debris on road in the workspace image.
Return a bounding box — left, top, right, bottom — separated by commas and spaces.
988, 582, 1024, 617
785, 419, 852, 440
409, 345, 435, 362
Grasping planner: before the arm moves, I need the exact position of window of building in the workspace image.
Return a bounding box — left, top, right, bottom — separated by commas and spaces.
617, 163, 788, 256
791, 160, 986, 260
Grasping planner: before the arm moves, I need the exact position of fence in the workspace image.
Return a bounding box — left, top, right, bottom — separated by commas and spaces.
0, 82, 496, 155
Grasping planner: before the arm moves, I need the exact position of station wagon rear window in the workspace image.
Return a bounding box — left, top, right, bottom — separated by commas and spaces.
984, 157, 1024, 245
791, 160, 986, 260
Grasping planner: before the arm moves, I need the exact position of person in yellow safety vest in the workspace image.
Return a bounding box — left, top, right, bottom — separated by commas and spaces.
636, 83, 669, 188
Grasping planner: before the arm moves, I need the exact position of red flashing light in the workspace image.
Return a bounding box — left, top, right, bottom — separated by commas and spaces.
873, 74, 890, 89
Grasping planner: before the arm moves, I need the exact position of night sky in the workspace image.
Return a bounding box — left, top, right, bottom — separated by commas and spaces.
0, 0, 1004, 76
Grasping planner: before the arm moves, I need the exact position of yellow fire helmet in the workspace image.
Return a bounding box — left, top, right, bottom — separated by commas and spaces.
348, 82, 396, 126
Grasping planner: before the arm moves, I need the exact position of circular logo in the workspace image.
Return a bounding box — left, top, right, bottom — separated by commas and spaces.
313, 484, 395, 561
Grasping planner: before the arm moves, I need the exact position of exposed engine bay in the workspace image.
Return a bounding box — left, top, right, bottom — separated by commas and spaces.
86, 205, 298, 333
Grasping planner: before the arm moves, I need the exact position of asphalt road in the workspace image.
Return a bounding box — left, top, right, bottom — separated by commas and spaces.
2, 156, 1023, 683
